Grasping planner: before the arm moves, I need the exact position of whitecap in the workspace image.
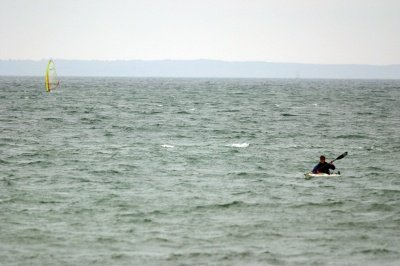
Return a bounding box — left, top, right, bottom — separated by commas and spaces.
229, 143, 250, 148
161, 144, 174, 148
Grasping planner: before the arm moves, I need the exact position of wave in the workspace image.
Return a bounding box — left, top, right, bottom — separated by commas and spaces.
356, 112, 374, 115
141, 110, 163, 115
0, 158, 10, 164
167, 250, 254, 260
218, 109, 240, 113
161, 144, 174, 148
20, 160, 52, 166
228, 143, 249, 148
366, 203, 394, 212
41, 117, 62, 122
357, 248, 398, 255
236, 172, 249, 176
232, 190, 254, 195
194, 200, 256, 210
1, 178, 12, 186
335, 134, 368, 139
176, 111, 191, 115
292, 200, 345, 208
143, 237, 170, 243
110, 125, 135, 132
90, 169, 122, 175
79, 117, 103, 125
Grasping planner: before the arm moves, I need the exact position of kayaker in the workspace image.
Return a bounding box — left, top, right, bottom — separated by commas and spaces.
312, 155, 335, 174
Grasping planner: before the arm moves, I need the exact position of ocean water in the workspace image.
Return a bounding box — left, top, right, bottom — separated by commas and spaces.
1, 77, 399, 265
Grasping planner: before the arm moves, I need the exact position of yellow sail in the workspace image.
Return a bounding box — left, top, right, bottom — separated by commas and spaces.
45, 60, 59, 92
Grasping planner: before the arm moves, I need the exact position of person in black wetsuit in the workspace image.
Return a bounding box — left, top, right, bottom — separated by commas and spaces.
312, 155, 335, 174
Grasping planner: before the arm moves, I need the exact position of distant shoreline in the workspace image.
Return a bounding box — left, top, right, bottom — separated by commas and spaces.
1, 59, 399, 79
2, 76, 400, 81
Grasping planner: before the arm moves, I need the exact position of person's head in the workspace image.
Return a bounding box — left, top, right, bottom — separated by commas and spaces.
320, 155, 326, 163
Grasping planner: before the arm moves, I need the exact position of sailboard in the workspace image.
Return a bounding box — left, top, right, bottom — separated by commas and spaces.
45, 60, 60, 92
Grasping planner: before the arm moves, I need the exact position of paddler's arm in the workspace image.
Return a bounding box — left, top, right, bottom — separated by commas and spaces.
312, 164, 320, 174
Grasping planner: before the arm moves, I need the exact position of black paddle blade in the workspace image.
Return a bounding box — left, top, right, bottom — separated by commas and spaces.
335, 152, 348, 161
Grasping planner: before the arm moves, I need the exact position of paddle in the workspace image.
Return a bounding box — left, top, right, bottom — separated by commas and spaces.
330, 151, 348, 163
315, 152, 348, 173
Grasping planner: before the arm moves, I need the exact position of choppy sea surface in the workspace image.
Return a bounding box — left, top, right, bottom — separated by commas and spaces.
1, 77, 400, 265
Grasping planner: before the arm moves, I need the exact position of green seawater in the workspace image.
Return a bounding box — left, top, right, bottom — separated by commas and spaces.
1, 77, 400, 265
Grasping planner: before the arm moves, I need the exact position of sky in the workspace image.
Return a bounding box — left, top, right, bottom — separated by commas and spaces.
0, 0, 399, 65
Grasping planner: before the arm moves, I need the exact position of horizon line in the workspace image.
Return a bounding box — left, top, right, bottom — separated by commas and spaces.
1, 74, 399, 81
1, 58, 399, 67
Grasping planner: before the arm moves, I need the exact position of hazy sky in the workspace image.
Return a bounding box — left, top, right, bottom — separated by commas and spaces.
1, 0, 399, 64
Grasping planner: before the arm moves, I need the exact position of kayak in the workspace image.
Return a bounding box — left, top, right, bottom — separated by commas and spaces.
304, 172, 341, 180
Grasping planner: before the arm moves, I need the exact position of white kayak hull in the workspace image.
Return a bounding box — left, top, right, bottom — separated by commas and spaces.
304, 172, 341, 180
